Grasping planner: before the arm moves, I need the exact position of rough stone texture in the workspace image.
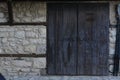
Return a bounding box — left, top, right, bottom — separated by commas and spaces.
0, 2, 47, 54
0, 57, 46, 80
110, 1, 120, 25
0, 25, 46, 54
13, 2, 46, 22
108, 1, 120, 75
0, 2, 47, 79
33, 58, 46, 68
12, 76, 120, 80
0, 1, 119, 80
15, 31, 25, 39
0, 3, 8, 22
109, 28, 116, 55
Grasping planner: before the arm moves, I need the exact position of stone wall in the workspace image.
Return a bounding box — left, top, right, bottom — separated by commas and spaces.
13, 2, 46, 22
0, 2, 46, 54
0, 2, 47, 80
109, 1, 120, 75
0, 1, 119, 80
0, 57, 46, 80
0, 25, 46, 54
0, 3, 8, 22
12, 76, 120, 80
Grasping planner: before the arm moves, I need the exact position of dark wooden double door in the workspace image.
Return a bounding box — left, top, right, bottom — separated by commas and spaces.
47, 3, 109, 76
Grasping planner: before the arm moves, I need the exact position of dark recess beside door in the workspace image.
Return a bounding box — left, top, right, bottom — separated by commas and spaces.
47, 3, 109, 76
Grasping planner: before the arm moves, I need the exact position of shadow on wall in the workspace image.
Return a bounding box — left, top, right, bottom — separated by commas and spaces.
0, 73, 6, 80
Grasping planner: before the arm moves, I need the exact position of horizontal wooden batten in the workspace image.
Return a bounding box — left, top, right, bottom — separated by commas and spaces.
0, 23, 10, 25
0, 22, 47, 26
110, 25, 117, 28
12, 22, 47, 26
0, 54, 46, 57
0, 0, 115, 2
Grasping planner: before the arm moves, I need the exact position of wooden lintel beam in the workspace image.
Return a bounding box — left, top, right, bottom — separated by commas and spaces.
12, 22, 47, 26
0, 22, 47, 26
0, 54, 46, 57
0, 0, 111, 2
0, 23, 9, 25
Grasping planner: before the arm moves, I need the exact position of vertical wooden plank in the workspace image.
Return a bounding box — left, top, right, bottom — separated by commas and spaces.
91, 3, 109, 75
47, 4, 56, 74
60, 4, 77, 75
92, 4, 101, 75
96, 4, 109, 75
47, 3, 77, 75
77, 4, 86, 75
55, 3, 77, 75
54, 4, 63, 75
77, 3, 109, 75
78, 3, 95, 75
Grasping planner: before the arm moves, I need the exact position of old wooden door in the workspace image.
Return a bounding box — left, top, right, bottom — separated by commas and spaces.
47, 3, 109, 76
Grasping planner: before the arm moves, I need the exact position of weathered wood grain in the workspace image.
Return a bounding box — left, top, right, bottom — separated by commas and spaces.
47, 3, 109, 76
77, 3, 109, 75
